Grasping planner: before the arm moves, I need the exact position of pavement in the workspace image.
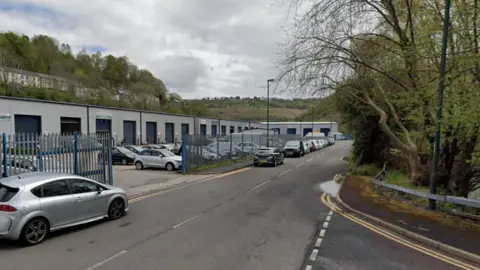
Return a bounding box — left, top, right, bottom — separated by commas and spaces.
112, 165, 213, 198
0, 141, 477, 270
340, 175, 480, 257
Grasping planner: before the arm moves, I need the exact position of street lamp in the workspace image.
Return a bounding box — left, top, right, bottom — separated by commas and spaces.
266, 78, 274, 147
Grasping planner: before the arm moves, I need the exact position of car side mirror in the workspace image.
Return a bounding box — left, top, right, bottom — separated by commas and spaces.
97, 186, 103, 194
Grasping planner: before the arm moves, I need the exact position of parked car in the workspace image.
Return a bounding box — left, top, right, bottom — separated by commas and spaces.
303, 141, 311, 154
124, 145, 144, 154
283, 140, 305, 157
0, 172, 128, 245
254, 148, 285, 167
201, 147, 220, 160
134, 149, 182, 171
111, 147, 137, 165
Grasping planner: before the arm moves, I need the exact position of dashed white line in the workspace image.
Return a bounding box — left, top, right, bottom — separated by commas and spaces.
278, 169, 291, 177
314, 238, 323, 247
173, 214, 200, 229
319, 229, 326, 237
306, 159, 311, 162
296, 162, 305, 168
309, 249, 319, 261
323, 222, 329, 228
328, 211, 333, 216
326, 215, 331, 221
247, 180, 271, 192
85, 250, 127, 270
305, 266, 313, 270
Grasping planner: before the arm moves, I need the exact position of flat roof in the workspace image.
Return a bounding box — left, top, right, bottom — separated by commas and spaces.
259, 121, 337, 125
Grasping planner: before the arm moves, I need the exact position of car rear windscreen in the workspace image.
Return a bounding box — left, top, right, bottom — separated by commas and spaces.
0, 184, 19, 202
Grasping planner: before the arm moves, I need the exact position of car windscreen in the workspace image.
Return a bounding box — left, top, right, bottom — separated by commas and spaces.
0, 184, 19, 202
116, 147, 134, 154
284, 141, 300, 147
256, 148, 274, 154
159, 149, 175, 157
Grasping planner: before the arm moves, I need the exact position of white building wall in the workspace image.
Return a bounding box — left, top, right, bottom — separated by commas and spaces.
0, 98, 88, 134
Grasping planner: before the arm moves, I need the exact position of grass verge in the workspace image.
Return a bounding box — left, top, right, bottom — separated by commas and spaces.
187, 156, 252, 173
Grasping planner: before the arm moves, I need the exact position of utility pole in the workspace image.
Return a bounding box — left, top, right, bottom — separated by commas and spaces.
266, 79, 274, 147
429, 0, 451, 210
311, 107, 314, 136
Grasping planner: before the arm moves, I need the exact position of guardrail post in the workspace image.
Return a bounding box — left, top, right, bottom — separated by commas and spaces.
182, 134, 186, 175
2, 133, 7, 178
74, 132, 79, 175
229, 133, 233, 160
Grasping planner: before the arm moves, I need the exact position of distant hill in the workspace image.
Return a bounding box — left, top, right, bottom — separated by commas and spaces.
187, 96, 340, 123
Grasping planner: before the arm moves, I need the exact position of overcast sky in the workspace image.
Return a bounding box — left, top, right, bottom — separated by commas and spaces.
0, 0, 294, 99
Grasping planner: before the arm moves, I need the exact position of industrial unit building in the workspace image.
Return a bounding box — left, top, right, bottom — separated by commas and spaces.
0, 97, 260, 144
259, 121, 338, 136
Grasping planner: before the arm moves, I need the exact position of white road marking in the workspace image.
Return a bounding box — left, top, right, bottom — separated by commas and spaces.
296, 162, 305, 168
306, 159, 311, 162
173, 214, 200, 229
278, 169, 291, 177
247, 180, 271, 192
309, 249, 319, 261
323, 222, 329, 228
314, 238, 323, 247
326, 215, 331, 221
328, 211, 333, 216
319, 229, 326, 237
85, 250, 127, 270
305, 266, 312, 270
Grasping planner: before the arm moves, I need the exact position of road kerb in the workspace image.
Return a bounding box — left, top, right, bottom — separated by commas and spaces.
127, 166, 250, 201
335, 190, 480, 265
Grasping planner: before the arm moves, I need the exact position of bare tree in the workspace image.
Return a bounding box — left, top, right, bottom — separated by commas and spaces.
277, 0, 440, 184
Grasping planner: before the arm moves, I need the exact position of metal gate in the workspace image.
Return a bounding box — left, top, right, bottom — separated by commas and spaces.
0, 133, 113, 184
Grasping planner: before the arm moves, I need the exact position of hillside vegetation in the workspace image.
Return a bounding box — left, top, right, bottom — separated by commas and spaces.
189, 96, 340, 123
0, 31, 340, 124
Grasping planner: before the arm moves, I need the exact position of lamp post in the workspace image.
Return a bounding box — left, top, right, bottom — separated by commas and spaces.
429, 0, 452, 210
266, 78, 274, 147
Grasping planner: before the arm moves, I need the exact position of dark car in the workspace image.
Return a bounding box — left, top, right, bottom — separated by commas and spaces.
125, 145, 144, 154
111, 146, 137, 165
283, 140, 305, 157
254, 147, 285, 167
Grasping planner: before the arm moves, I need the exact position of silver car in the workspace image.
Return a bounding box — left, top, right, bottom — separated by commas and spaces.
134, 149, 182, 171
0, 172, 129, 245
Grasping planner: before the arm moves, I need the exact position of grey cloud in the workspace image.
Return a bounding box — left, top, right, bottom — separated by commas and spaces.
153, 54, 208, 93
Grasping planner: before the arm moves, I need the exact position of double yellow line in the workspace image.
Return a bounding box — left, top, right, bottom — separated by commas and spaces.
320, 193, 480, 270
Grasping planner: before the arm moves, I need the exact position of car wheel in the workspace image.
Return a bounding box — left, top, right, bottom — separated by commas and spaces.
273, 160, 277, 167
21, 217, 49, 245
108, 199, 125, 220
135, 161, 144, 170
121, 158, 128, 165
166, 162, 175, 171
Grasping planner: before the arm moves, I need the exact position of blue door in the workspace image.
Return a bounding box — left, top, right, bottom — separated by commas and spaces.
146, 122, 157, 144
287, 128, 297, 135
165, 123, 174, 143
303, 128, 313, 136
211, 125, 217, 137
123, 121, 136, 145
320, 128, 330, 136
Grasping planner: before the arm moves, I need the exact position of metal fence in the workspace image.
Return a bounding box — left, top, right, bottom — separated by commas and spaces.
0, 132, 113, 184
182, 133, 303, 171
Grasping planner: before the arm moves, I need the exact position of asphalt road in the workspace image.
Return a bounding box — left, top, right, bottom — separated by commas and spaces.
0, 141, 469, 270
